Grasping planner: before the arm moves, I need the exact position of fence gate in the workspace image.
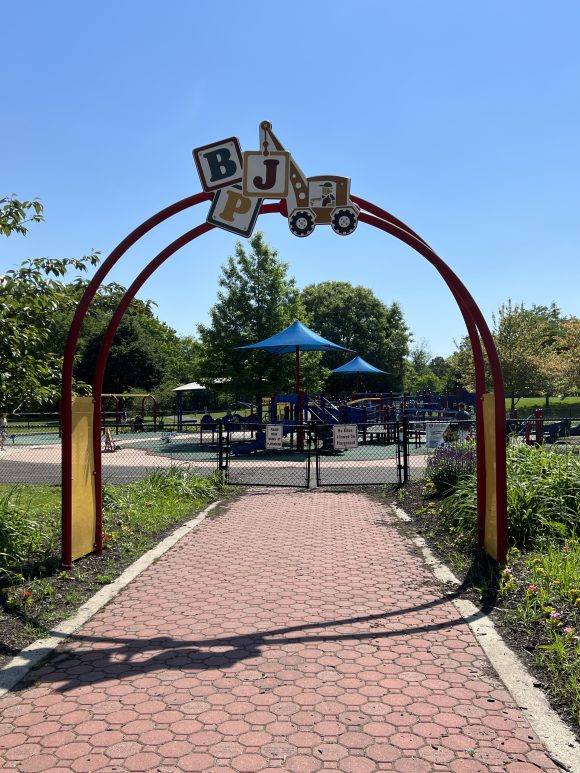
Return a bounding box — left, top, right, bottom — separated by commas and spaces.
219, 420, 410, 488
314, 422, 405, 487
221, 422, 313, 487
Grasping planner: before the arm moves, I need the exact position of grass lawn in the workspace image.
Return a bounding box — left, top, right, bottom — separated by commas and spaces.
507, 395, 580, 417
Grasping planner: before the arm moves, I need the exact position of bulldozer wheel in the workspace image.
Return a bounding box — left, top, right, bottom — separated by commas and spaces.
331, 208, 358, 235
289, 210, 315, 237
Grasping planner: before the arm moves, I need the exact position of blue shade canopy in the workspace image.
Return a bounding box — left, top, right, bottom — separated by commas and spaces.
235, 321, 353, 354
331, 355, 387, 375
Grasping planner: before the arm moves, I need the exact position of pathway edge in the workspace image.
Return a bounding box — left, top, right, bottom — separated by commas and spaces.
391, 502, 579, 773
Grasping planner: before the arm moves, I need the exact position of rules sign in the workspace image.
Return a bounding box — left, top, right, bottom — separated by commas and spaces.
333, 424, 358, 449
266, 424, 283, 450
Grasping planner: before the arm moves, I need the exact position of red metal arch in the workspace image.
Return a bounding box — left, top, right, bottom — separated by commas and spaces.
61, 196, 506, 566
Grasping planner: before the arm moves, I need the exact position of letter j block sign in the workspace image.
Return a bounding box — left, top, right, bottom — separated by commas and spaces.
206, 185, 263, 237
193, 137, 244, 191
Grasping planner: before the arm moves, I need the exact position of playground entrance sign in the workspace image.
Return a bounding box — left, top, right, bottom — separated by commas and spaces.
426, 421, 451, 448
193, 121, 360, 239
265, 424, 283, 450
333, 424, 358, 449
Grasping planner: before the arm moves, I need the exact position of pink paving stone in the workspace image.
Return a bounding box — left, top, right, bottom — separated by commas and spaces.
157, 739, 194, 757
450, 760, 490, 773
232, 753, 269, 771
286, 755, 324, 773
124, 751, 162, 770
4, 742, 42, 761
340, 756, 377, 773
18, 754, 59, 772
139, 728, 175, 745
366, 743, 401, 763
394, 758, 432, 773
104, 740, 143, 758
70, 754, 111, 772
52, 741, 93, 761
0, 732, 28, 749
120, 717, 156, 734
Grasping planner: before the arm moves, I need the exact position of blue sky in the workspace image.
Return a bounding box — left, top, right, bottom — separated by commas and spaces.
2, 1, 579, 358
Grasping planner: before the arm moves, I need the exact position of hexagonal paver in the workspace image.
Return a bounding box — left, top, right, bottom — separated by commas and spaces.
0, 491, 561, 773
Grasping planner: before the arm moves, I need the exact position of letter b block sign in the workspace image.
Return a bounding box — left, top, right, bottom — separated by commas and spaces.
206, 184, 263, 237
193, 138, 244, 191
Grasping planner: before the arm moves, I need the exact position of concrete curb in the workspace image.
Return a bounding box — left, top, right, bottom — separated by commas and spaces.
391, 502, 580, 773
0, 500, 221, 699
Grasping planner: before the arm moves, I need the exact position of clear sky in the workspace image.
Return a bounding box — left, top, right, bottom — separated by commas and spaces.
2, 1, 579, 358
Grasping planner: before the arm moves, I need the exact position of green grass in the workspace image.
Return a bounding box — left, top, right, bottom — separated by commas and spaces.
507, 396, 580, 417
0, 484, 61, 511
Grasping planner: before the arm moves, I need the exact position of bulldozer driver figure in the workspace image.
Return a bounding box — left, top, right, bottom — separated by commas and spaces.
320, 182, 336, 207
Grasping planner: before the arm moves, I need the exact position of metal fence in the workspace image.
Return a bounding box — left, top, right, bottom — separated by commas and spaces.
2, 417, 579, 490
0, 423, 221, 486
314, 422, 403, 486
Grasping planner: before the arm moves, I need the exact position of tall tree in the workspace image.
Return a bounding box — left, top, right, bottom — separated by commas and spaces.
449, 300, 563, 410
546, 317, 580, 395
196, 233, 325, 401
0, 257, 101, 412
0, 197, 99, 412
301, 281, 410, 392
404, 341, 445, 393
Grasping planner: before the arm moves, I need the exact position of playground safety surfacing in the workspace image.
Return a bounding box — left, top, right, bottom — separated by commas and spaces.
0, 489, 562, 772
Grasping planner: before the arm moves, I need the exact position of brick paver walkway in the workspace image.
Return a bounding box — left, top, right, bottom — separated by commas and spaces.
0, 490, 560, 772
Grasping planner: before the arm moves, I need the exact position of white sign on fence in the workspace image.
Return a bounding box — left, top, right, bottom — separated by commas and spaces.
265, 424, 283, 449
333, 424, 358, 449
425, 422, 450, 448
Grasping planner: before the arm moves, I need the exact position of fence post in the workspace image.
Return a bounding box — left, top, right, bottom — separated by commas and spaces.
217, 419, 225, 475
402, 416, 409, 483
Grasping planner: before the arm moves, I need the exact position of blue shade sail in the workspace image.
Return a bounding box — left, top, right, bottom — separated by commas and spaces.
235, 320, 353, 354
331, 356, 387, 374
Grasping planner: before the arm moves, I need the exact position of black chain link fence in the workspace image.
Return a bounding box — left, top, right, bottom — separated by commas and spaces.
0, 422, 220, 486
2, 416, 579, 490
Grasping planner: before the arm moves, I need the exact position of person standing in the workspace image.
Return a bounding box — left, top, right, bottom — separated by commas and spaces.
0, 412, 7, 451
455, 402, 472, 441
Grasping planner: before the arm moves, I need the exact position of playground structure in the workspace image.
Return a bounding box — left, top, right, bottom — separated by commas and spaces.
210, 387, 476, 456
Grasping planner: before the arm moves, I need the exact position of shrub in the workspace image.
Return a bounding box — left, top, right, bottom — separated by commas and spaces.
441, 442, 580, 547
0, 489, 58, 581
426, 442, 476, 496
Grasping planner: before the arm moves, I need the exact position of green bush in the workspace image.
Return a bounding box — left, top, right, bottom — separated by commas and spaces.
441, 443, 580, 547
0, 489, 58, 581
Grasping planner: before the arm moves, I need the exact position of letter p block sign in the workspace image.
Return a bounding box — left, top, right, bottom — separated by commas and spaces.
193, 137, 244, 191
206, 185, 263, 238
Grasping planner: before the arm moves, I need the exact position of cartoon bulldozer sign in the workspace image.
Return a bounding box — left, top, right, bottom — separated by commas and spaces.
193, 121, 359, 238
